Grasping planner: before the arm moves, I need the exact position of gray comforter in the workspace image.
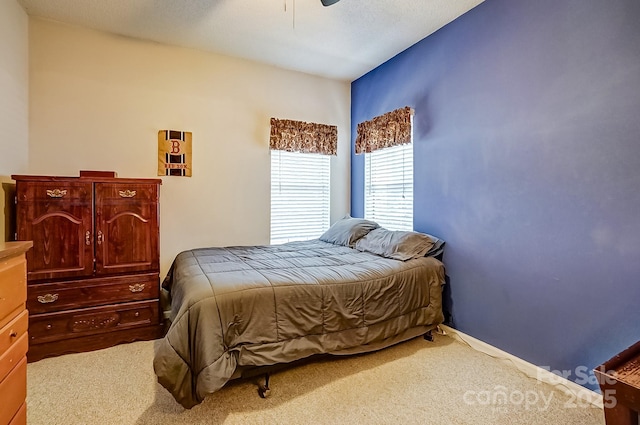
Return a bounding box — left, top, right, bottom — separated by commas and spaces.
154, 239, 445, 408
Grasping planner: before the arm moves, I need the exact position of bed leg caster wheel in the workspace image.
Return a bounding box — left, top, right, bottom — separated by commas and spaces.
258, 385, 271, 398
423, 331, 434, 342
258, 373, 271, 398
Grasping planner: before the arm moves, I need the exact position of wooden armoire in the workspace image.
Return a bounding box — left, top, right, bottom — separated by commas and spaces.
12, 172, 162, 362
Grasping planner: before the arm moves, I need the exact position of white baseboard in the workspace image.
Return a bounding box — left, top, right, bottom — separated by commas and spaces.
439, 325, 604, 409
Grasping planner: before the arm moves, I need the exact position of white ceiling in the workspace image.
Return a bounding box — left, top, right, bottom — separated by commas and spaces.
17, 0, 484, 81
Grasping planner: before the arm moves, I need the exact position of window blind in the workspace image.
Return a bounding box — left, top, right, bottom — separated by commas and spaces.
364, 143, 413, 231
270, 150, 330, 244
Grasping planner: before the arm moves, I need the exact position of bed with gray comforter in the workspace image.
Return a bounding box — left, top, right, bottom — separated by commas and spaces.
154, 223, 445, 408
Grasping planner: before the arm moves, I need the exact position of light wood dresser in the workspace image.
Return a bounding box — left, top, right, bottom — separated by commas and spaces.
0, 241, 32, 425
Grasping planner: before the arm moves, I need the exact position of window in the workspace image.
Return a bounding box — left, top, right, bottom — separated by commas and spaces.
270, 150, 330, 244
364, 142, 413, 230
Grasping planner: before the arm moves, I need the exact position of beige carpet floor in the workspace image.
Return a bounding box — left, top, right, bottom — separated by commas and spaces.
26, 334, 605, 425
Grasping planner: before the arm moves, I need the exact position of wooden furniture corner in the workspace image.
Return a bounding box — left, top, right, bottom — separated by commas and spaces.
0, 241, 32, 425
595, 341, 640, 425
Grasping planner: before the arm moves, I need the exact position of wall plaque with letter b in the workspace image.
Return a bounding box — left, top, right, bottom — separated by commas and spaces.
158, 130, 192, 177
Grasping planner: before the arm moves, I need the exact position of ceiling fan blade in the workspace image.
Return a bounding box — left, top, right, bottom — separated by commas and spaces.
321, 0, 340, 6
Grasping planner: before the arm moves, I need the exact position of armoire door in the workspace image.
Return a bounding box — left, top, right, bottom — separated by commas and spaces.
15, 181, 94, 281
94, 182, 159, 275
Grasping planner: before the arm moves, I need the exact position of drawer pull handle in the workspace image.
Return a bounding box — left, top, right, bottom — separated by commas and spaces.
46, 189, 67, 198
37, 293, 59, 304
134, 311, 140, 317
119, 190, 137, 198
129, 283, 145, 293
10, 330, 18, 338
46, 324, 53, 330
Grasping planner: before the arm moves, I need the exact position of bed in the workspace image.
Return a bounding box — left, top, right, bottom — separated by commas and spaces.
153, 217, 446, 408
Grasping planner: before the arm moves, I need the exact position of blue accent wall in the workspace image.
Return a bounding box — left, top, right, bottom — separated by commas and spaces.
351, 0, 640, 389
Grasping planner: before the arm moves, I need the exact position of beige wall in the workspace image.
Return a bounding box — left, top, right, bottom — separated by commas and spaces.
28, 18, 351, 277
0, 0, 29, 242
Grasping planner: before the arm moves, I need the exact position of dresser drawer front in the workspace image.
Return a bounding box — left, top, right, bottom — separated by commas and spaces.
0, 357, 26, 425
29, 300, 159, 344
0, 255, 27, 328
27, 274, 159, 314
8, 402, 26, 425
0, 333, 27, 384
95, 182, 158, 203
16, 181, 92, 203
0, 310, 28, 356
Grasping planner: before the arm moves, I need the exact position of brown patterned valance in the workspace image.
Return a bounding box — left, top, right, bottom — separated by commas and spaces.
270, 118, 337, 155
355, 106, 414, 154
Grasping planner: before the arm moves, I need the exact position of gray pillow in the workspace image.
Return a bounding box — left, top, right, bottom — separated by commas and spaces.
355, 228, 440, 261
319, 216, 380, 247
425, 236, 446, 259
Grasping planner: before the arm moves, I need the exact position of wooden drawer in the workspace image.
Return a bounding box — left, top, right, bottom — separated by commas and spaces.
27, 273, 159, 314
0, 310, 28, 358
16, 181, 92, 203
0, 255, 27, 328
29, 300, 160, 344
8, 402, 26, 425
0, 357, 26, 425
95, 182, 158, 203
0, 333, 27, 384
